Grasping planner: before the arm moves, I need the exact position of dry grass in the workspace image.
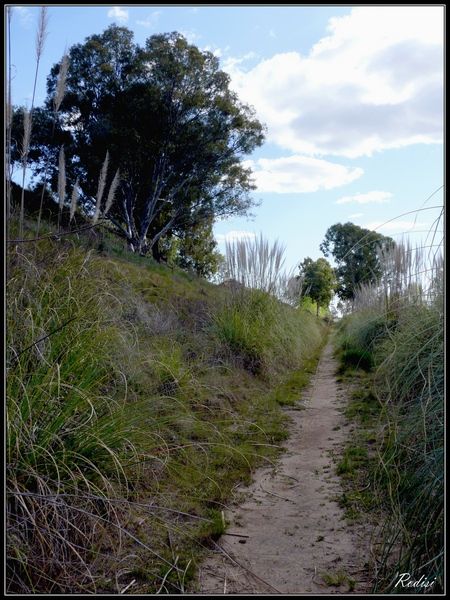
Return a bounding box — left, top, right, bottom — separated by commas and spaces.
53, 53, 69, 113
57, 146, 66, 230
70, 178, 80, 223
222, 234, 286, 295
93, 152, 110, 224
104, 169, 120, 216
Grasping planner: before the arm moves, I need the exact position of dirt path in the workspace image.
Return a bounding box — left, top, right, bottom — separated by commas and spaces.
195, 341, 372, 594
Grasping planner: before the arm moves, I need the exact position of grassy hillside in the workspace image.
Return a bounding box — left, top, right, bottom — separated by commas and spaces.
334, 244, 444, 593
6, 218, 326, 593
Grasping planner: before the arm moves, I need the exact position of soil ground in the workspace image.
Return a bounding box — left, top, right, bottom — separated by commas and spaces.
195, 341, 373, 594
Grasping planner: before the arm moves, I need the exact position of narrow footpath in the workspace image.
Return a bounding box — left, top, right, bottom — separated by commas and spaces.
196, 341, 372, 594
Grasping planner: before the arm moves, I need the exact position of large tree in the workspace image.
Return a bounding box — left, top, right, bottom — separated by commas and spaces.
320, 222, 395, 303
18, 26, 265, 259
298, 257, 336, 316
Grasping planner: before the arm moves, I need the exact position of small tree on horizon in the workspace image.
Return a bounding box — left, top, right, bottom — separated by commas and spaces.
298, 257, 336, 316
320, 222, 395, 304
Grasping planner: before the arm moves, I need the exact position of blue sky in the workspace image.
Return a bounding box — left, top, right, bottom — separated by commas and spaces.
8, 5, 444, 272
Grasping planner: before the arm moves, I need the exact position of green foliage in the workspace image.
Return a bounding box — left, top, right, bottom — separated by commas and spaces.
271, 353, 322, 407
320, 222, 394, 302
298, 256, 336, 316
336, 446, 368, 477
321, 570, 356, 591
299, 296, 328, 317
24, 27, 265, 258
335, 310, 391, 372
165, 219, 224, 278
345, 387, 380, 425
372, 303, 443, 592
213, 288, 324, 377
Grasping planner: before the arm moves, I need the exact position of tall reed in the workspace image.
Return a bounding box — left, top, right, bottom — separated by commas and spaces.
222, 233, 296, 299
70, 178, 80, 222
37, 51, 70, 238
57, 146, 66, 231
18, 7, 48, 239
93, 152, 110, 224
6, 7, 13, 222
19, 108, 32, 238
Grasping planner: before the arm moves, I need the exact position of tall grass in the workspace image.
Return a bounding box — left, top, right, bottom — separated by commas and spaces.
222, 234, 290, 296
216, 234, 322, 376
336, 231, 444, 593
6, 240, 148, 591
6, 7, 13, 222
6, 228, 326, 592
373, 298, 443, 592
214, 287, 322, 377
18, 7, 48, 239
37, 52, 70, 237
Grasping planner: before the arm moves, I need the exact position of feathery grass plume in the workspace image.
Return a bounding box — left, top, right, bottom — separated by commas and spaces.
6, 95, 13, 222
223, 233, 286, 296
70, 178, 80, 223
6, 8, 13, 128
353, 240, 441, 314
104, 169, 120, 216
18, 7, 48, 240
6, 8, 13, 222
19, 109, 32, 238
35, 6, 48, 62
30, 7, 48, 115
37, 51, 69, 239
53, 53, 69, 113
93, 152, 109, 224
58, 146, 66, 231
21, 109, 32, 161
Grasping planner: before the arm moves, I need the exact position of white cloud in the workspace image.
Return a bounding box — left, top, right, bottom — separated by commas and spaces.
216, 231, 256, 243
179, 29, 201, 44
222, 52, 258, 71
244, 155, 363, 194
203, 45, 223, 58
224, 7, 443, 158
364, 220, 428, 233
336, 190, 393, 205
14, 6, 32, 28
269, 29, 277, 39
348, 213, 364, 219
107, 6, 129, 23
136, 10, 161, 28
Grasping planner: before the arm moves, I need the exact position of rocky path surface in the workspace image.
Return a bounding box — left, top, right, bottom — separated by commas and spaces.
195, 341, 372, 594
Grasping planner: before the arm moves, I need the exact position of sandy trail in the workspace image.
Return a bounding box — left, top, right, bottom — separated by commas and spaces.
196, 341, 371, 594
